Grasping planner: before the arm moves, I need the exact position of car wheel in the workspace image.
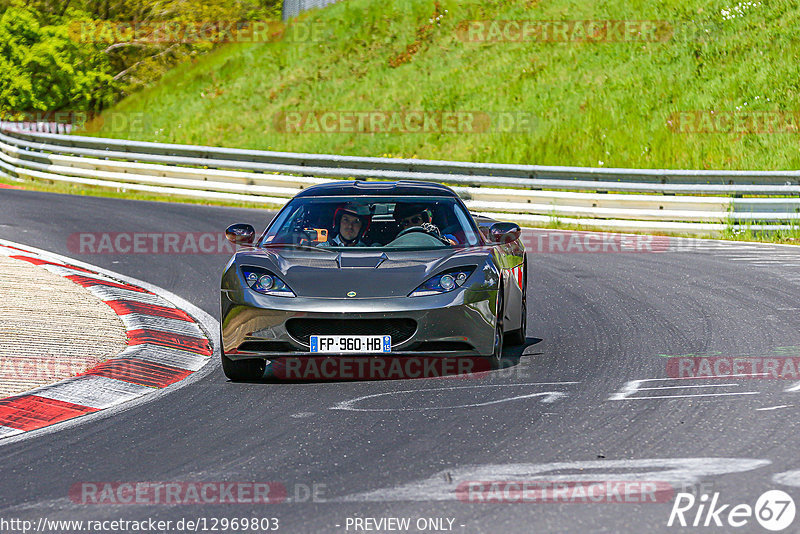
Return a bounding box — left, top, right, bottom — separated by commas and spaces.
505, 266, 527, 346
221, 352, 266, 381
484, 286, 504, 369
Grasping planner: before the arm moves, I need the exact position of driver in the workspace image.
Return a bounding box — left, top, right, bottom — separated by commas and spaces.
321, 202, 372, 247
393, 203, 457, 245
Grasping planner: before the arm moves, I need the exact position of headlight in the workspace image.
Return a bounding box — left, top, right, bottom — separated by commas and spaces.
409, 267, 475, 297
241, 267, 295, 297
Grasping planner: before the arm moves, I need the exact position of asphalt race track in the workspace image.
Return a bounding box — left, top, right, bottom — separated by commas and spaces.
2, 188, 800, 533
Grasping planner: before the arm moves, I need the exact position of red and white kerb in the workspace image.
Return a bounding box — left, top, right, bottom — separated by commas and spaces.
507, 264, 524, 289
0, 243, 212, 439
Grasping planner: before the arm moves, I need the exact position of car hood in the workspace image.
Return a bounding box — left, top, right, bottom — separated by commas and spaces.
235, 247, 492, 298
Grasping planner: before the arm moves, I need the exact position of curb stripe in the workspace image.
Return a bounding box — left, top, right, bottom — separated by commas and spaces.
8, 255, 96, 274
0, 425, 23, 437
1, 245, 37, 253
118, 314, 204, 337
33, 376, 153, 409
117, 345, 210, 372
0, 395, 99, 431
65, 274, 150, 293
127, 329, 213, 356
506, 265, 524, 289
40, 264, 119, 281
105, 300, 193, 321
86, 286, 176, 307
81, 358, 193, 388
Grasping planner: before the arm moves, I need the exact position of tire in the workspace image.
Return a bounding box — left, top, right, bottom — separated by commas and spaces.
505, 263, 527, 346
221, 352, 266, 381
484, 286, 504, 369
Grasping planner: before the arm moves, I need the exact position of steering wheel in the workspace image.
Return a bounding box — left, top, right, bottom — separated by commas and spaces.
396, 224, 451, 245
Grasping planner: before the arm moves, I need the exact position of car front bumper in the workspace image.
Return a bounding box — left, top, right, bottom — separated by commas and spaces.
220, 287, 498, 359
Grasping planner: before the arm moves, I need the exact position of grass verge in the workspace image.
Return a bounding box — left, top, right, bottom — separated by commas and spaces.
87, 0, 800, 171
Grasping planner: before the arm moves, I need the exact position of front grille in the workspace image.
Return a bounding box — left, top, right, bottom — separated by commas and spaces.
238, 341, 294, 353
410, 341, 473, 352
286, 318, 416, 346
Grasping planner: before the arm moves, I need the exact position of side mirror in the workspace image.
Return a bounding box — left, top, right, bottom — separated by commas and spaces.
489, 222, 521, 244
226, 223, 256, 246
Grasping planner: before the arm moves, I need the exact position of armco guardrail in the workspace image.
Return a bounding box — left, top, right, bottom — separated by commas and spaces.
1, 123, 799, 233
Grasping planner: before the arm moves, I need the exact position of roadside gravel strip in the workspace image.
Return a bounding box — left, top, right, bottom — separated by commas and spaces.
0, 239, 215, 440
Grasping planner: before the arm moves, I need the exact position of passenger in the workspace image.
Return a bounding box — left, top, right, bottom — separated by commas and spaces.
393, 203, 457, 245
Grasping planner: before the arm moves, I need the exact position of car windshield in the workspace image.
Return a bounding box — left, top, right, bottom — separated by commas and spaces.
259, 196, 482, 250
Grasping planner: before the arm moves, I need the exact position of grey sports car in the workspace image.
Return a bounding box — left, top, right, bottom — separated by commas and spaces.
220, 180, 526, 381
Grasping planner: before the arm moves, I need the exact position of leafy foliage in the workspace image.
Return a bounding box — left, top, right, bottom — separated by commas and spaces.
0, 6, 114, 111
0, 0, 281, 112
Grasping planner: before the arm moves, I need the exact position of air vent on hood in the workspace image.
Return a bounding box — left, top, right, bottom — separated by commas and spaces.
337, 253, 388, 268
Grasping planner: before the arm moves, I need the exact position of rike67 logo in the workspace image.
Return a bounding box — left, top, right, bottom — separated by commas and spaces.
668, 490, 796, 531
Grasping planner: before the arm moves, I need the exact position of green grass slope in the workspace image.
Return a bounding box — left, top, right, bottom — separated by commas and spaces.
89, 0, 800, 170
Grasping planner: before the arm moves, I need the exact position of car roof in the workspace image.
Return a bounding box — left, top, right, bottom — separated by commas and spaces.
295, 180, 459, 198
